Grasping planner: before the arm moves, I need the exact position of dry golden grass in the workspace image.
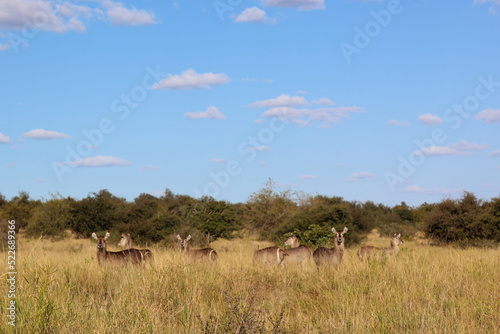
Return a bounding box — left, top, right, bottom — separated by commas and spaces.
1, 234, 499, 333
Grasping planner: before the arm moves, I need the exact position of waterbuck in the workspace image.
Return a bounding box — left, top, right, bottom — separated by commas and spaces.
117, 233, 133, 249
313, 227, 348, 267
176, 235, 217, 264
357, 233, 404, 260
92, 232, 144, 265
117, 233, 154, 262
253, 246, 289, 267
283, 233, 312, 265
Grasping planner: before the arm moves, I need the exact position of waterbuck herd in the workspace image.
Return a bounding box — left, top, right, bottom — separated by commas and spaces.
91, 227, 404, 267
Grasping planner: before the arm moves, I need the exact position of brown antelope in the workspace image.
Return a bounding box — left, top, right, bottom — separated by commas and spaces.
117, 233, 133, 249
92, 232, 144, 265
253, 246, 289, 267
283, 233, 312, 265
176, 235, 217, 264
117, 233, 154, 262
313, 227, 348, 267
357, 233, 404, 260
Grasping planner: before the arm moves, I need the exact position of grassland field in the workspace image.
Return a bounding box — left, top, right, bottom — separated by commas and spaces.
1, 232, 499, 334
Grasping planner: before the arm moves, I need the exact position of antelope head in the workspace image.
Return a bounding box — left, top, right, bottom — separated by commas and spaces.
117, 233, 131, 248
92, 232, 110, 252
284, 233, 298, 247
392, 233, 404, 246
332, 227, 348, 247
177, 234, 191, 251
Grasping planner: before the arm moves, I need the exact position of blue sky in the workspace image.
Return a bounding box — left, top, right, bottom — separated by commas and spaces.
1, 0, 500, 206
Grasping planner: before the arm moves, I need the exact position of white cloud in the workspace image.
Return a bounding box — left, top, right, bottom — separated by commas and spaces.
387, 119, 410, 126
418, 113, 443, 125
403, 185, 462, 195
450, 140, 489, 151
262, 0, 325, 10
416, 141, 489, 156
0, 132, 10, 144
0, 43, 11, 51
66, 155, 132, 167
184, 106, 226, 120
312, 98, 335, 105
261, 106, 305, 118
22, 129, 72, 139
101, 0, 156, 26
415, 146, 465, 156
210, 158, 227, 163
261, 105, 364, 126
489, 150, 500, 157
251, 145, 271, 151
234, 7, 268, 23
0, 0, 88, 32
346, 172, 378, 181
0, 0, 157, 50
473, 0, 500, 14
142, 165, 160, 171
254, 119, 263, 124
476, 108, 500, 123
299, 174, 318, 179
248, 94, 363, 126
57, 2, 93, 20
153, 69, 229, 90
247, 94, 309, 108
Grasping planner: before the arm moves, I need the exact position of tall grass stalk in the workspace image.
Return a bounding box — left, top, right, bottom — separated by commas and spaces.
1, 236, 499, 333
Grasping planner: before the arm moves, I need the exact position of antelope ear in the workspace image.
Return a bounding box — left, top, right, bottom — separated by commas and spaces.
397, 233, 401, 238
186, 235, 192, 241
176, 235, 182, 240
342, 227, 348, 234
91, 232, 98, 240
331, 227, 337, 234
104, 232, 110, 240
127, 233, 131, 237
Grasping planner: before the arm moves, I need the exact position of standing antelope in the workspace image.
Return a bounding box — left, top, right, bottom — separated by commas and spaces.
253, 246, 289, 267
176, 235, 217, 264
117, 233, 133, 249
283, 233, 312, 265
117, 233, 154, 262
92, 232, 144, 265
313, 227, 348, 268
357, 233, 404, 260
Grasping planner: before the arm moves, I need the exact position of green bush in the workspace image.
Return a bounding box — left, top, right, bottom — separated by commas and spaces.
277, 199, 359, 247
25, 196, 73, 238
425, 192, 500, 245
69, 190, 127, 237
